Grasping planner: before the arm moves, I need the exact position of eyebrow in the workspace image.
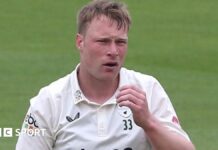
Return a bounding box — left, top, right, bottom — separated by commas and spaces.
95, 36, 128, 41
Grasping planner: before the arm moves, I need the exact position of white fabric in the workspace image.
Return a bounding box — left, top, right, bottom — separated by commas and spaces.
16, 65, 190, 150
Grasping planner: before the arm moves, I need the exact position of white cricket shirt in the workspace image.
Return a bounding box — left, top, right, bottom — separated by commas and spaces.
16, 65, 190, 150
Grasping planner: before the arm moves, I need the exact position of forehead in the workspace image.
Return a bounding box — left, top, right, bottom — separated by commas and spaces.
85, 15, 128, 38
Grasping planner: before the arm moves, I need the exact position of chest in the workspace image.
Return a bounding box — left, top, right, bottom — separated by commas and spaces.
53, 104, 150, 150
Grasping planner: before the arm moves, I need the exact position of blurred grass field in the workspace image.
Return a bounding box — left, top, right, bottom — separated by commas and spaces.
0, 0, 218, 149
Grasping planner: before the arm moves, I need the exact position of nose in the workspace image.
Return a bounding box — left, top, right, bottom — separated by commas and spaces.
107, 42, 118, 57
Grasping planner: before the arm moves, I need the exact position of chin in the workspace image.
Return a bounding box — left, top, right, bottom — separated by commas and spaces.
102, 72, 119, 81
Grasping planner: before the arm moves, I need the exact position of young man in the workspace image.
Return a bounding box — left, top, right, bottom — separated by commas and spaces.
16, 0, 195, 149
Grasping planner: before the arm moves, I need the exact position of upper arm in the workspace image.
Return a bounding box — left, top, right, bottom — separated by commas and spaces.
16, 88, 55, 150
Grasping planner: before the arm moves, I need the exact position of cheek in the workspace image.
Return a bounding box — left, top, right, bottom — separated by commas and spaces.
82, 44, 102, 61
89, 44, 106, 57
118, 46, 128, 58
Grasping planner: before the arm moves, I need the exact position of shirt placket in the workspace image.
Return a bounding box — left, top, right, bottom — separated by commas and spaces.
97, 107, 107, 137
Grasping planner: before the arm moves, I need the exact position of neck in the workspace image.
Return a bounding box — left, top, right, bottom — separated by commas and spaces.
77, 67, 119, 104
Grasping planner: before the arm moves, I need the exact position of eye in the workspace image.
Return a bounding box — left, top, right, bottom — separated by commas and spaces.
116, 40, 127, 45
96, 39, 110, 44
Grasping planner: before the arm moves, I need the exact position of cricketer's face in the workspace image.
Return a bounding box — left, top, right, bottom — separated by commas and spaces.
76, 15, 128, 81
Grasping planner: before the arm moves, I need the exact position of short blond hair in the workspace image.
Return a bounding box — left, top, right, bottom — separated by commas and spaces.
77, 0, 131, 35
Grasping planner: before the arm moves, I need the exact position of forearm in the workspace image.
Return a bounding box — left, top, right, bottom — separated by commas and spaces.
143, 116, 195, 150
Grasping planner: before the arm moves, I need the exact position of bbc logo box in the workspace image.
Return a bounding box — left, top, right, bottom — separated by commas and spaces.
0, 128, 13, 137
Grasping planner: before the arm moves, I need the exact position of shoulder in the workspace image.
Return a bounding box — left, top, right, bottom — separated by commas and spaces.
30, 71, 75, 108
46, 73, 72, 96
120, 67, 166, 103
28, 71, 76, 130
120, 67, 159, 87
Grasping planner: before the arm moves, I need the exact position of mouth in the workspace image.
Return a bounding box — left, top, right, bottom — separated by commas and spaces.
103, 62, 118, 68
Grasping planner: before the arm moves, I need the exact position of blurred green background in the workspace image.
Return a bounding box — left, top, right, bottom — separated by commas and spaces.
0, 0, 217, 149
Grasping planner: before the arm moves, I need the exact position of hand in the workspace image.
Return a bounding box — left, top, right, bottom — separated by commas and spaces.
117, 85, 196, 150
116, 85, 152, 129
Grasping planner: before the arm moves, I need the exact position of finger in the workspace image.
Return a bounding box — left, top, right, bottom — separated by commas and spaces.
117, 86, 146, 101
119, 85, 145, 95
117, 92, 147, 108
116, 93, 139, 104
118, 99, 140, 112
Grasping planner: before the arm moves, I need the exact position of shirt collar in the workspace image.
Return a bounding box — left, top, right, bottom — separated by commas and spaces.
71, 64, 128, 105
71, 64, 86, 104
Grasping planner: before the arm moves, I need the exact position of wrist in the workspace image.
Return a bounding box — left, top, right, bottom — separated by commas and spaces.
142, 115, 159, 132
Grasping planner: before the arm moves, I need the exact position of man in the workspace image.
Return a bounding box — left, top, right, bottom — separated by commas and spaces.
16, 0, 195, 149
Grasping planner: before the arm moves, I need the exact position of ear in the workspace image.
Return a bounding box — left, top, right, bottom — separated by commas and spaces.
76, 34, 84, 51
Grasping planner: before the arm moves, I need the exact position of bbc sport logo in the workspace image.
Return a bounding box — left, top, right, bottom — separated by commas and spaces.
0, 127, 46, 138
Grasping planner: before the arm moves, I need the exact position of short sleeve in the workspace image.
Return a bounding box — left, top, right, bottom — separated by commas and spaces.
16, 87, 55, 150
149, 78, 190, 140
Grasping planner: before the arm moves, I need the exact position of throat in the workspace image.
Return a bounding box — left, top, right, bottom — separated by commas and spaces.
77, 70, 119, 104
86, 80, 118, 104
